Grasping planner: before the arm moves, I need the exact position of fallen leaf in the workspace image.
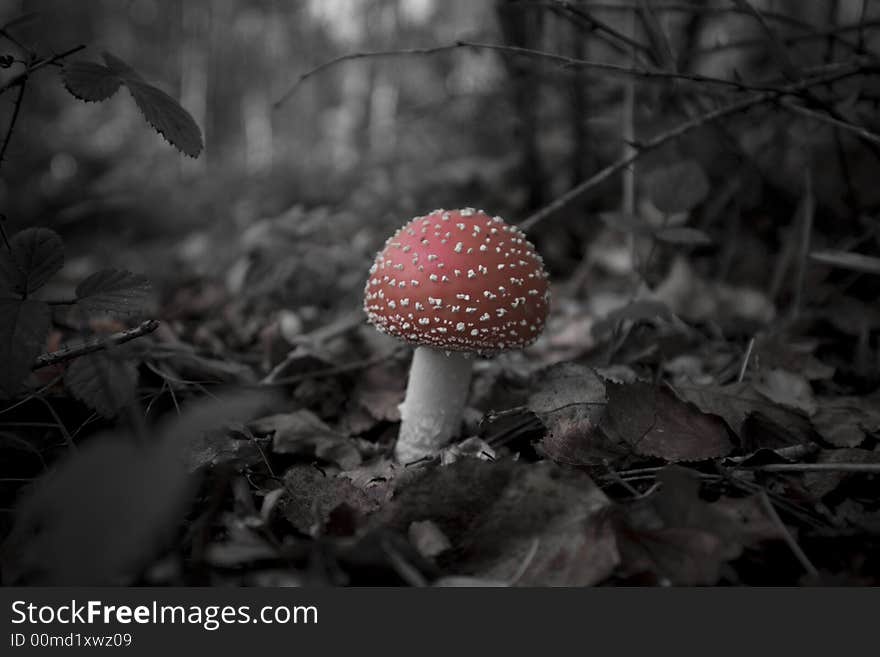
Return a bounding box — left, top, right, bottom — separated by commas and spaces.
282, 465, 379, 536
675, 381, 814, 447
812, 396, 880, 447
612, 466, 782, 585
529, 363, 623, 466
602, 382, 734, 461
251, 409, 362, 469
803, 449, 880, 498
754, 368, 817, 416
378, 459, 616, 586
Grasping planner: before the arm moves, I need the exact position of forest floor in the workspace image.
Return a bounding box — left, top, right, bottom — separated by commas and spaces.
2, 196, 879, 587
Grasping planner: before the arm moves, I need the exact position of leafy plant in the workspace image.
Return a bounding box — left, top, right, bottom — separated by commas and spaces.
62, 51, 204, 158
0, 227, 152, 401
0, 20, 203, 412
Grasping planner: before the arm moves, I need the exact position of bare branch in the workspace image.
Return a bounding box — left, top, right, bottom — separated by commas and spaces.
274, 39, 818, 109
0, 43, 85, 96
740, 462, 880, 474
0, 78, 26, 169
31, 319, 160, 371
780, 99, 880, 146
518, 62, 871, 230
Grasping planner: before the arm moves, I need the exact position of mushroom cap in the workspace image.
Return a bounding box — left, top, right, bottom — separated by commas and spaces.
363, 208, 550, 353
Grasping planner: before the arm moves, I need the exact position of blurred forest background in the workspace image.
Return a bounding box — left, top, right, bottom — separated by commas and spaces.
7, 0, 880, 296
2, 0, 880, 586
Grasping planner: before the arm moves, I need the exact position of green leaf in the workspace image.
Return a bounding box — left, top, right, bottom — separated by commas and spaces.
125, 79, 203, 157
61, 62, 122, 102
0, 228, 63, 296
654, 226, 713, 245
649, 160, 710, 213
0, 298, 50, 397
75, 269, 152, 316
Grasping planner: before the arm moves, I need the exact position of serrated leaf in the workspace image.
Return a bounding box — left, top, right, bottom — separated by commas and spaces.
62, 52, 202, 157
126, 79, 203, 157
75, 269, 152, 316
101, 51, 143, 80
649, 160, 710, 213
809, 249, 880, 276
61, 61, 122, 102
654, 226, 712, 245
0, 228, 64, 295
64, 353, 138, 418
0, 298, 50, 397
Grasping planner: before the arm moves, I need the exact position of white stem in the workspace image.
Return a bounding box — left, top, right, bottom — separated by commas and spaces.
395, 346, 473, 463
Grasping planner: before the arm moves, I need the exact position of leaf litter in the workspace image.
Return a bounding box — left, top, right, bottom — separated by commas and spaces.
2, 200, 879, 587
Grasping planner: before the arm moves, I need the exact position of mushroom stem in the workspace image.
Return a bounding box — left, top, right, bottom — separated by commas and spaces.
395, 346, 473, 463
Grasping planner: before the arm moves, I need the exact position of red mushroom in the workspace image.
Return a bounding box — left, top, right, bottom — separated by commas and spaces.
364, 208, 550, 462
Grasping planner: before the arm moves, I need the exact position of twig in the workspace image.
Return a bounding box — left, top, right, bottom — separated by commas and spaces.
732, 0, 801, 79
260, 349, 403, 386
791, 165, 814, 319
779, 99, 880, 145
0, 44, 85, 96
0, 78, 26, 168
31, 319, 160, 371
738, 463, 880, 474
381, 537, 428, 587
737, 336, 756, 383
275, 43, 463, 108
519, 62, 865, 230
275, 39, 813, 109
0, 214, 11, 251
759, 490, 819, 578
693, 18, 880, 59
509, 538, 541, 586
622, 10, 637, 268
553, 0, 652, 56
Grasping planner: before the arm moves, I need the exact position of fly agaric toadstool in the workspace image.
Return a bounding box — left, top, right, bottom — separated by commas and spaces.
364, 208, 550, 463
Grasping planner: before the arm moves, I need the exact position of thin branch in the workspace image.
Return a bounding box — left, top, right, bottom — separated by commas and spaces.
274, 39, 814, 109
0, 214, 11, 252
0, 44, 85, 96
31, 319, 160, 371
259, 349, 402, 386
553, 0, 652, 56
0, 77, 27, 168
737, 336, 756, 383
574, 2, 839, 31
780, 99, 880, 146
0, 28, 30, 55
791, 165, 814, 319
275, 43, 463, 108
518, 61, 869, 230
732, 0, 801, 79
692, 18, 880, 60
759, 490, 819, 578
739, 463, 880, 474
